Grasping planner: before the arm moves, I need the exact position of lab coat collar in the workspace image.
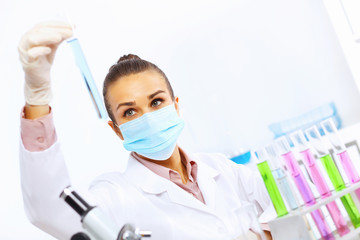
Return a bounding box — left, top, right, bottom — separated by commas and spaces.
195, 156, 220, 211
124, 155, 168, 194
123, 152, 220, 215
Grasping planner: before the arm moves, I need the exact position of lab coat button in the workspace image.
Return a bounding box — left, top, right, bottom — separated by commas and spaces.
37, 136, 44, 143
217, 226, 225, 233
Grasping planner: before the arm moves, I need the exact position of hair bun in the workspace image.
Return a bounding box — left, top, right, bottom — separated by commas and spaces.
117, 54, 141, 63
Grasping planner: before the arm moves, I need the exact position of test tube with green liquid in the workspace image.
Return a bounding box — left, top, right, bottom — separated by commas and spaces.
305, 126, 360, 228
265, 144, 300, 211
255, 149, 288, 217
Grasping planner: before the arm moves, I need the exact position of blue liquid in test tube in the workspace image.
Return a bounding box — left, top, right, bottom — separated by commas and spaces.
265, 144, 299, 211
67, 37, 108, 119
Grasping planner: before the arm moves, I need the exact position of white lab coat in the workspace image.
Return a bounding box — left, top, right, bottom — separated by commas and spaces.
19, 140, 273, 240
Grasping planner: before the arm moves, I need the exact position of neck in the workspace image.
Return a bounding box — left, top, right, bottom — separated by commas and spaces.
139, 146, 188, 183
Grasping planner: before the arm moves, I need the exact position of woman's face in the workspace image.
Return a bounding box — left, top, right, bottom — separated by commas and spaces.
107, 70, 179, 139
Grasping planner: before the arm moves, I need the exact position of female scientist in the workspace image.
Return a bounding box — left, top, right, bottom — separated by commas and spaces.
18, 21, 273, 240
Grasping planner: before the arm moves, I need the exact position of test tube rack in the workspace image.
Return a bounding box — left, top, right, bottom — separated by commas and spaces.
268, 122, 360, 240
269, 181, 360, 240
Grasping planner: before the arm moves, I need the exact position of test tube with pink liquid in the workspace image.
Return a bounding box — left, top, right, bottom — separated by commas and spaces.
276, 137, 334, 240
290, 130, 350, 236
321, 118, 360, 201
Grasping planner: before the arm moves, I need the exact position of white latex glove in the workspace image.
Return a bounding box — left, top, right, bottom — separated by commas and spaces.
18, 21, 73, 105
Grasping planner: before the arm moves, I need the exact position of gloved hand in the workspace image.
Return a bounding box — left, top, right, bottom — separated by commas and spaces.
18, 21, 73, 105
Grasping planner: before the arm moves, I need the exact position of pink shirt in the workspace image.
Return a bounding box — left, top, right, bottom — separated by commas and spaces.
20, 107, 205, 204
20, 107, 57, 151
132, 149, 205, 204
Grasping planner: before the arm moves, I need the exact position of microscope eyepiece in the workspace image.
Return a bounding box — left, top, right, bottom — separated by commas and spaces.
60, 186, 94, 218
60, 186, 151, 239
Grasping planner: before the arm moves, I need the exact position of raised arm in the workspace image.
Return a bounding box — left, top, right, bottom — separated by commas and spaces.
18, 21, 85, 239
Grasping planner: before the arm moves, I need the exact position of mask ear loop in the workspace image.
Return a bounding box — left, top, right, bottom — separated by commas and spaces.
113, 121, 120, 129
112, 121, 124, 139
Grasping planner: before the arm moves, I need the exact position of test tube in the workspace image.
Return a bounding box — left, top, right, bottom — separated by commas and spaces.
321, 118, 360, 200
276, 137, 334, 240
265, 144, 300, 211
305, 126, 360, 228
255, 149, 288, 217
67, 37, 108, 119
291, 130, 350, 236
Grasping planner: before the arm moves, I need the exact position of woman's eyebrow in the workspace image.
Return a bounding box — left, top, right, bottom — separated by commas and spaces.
148, 90, 165, 100
116, 101, 135, 111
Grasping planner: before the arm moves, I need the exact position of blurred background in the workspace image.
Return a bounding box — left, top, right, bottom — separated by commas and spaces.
1, 0, 360, 238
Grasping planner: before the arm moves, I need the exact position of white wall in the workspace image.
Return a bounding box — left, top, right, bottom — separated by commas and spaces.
323, 0, 360, 94
2, 0, 360, 239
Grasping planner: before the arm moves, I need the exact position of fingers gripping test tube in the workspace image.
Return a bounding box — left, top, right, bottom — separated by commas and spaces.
276, 137, 334, 240
67, 37, 108, 119
290, 130, 350, 236
305, 126, 360, 228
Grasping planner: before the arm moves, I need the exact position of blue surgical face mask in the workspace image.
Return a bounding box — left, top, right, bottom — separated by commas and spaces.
118, 104, 185, 160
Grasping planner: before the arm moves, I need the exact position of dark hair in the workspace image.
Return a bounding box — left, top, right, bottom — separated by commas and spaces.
103, 54, 175, 124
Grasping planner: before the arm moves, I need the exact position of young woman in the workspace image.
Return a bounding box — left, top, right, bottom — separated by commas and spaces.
19, 21, 273, 240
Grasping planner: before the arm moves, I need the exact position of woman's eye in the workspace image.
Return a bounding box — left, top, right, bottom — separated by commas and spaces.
124, 109, 136, 117
151, 99, 163, 107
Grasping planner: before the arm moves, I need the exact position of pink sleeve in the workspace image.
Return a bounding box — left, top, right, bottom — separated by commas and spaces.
20, 106, 57, 152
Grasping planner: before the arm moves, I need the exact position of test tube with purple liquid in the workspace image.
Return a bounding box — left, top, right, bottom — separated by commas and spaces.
290, 131, 349, 236
276, 137, 334, 240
